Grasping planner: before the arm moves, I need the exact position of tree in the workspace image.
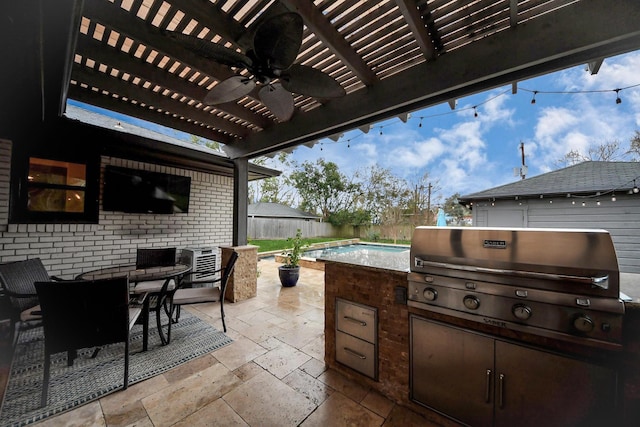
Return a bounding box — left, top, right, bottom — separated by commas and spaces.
248, 153, 294, 204
189, 135, 221, 152
443, 193, 470, 225
627, 130, 640, 160
353, 165, 408, 225
556, 139, 629, 167
289, 159, 361, 220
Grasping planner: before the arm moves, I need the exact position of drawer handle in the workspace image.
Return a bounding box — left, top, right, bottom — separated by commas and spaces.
344, 347, 367, 359
344, 315, 367, 326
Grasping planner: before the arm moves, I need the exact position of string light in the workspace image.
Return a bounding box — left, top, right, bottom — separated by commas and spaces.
634, 180, 639, 194
612, 193, 617, 202
311, 83, 640, 149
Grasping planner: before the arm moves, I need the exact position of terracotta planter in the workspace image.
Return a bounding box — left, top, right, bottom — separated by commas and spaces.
278, 265, 300, 287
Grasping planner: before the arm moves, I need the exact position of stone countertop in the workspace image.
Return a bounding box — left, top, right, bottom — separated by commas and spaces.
317, 249, 411, 273
621, 273, 640, 306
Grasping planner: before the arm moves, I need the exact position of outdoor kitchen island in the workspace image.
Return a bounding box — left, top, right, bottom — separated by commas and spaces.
322, 229, 640, 427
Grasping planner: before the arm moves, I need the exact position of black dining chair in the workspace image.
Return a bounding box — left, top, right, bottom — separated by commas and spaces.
170, 250, 239, 333
0, 258, 63, 346
35, 277, 140, 407
134, 247, 177, 345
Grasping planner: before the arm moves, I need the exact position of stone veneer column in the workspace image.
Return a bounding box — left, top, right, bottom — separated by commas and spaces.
222, 245, 257, 302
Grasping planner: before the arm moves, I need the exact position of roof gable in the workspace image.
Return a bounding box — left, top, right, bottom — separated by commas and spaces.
460, 161, 640, 201
248, 203, 319, 219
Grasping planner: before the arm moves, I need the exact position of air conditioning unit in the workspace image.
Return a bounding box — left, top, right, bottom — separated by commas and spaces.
180, 247, 218, 287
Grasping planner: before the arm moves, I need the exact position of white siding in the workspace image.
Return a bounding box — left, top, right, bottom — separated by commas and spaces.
472, 197, 640, 273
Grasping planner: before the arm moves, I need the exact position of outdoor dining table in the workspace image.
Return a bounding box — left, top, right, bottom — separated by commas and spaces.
76, 263, 192, 349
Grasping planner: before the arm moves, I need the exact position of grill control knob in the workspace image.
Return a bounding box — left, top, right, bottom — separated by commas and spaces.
512, 304, 532, 320
574, 315, 595, 333
463, 295, 480, 310
423, 287, 437, 301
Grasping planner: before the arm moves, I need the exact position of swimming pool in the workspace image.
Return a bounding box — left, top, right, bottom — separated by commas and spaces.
302, 243, 408, 259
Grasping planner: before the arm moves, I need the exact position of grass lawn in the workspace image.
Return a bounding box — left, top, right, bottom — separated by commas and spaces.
248, 237, 410, 253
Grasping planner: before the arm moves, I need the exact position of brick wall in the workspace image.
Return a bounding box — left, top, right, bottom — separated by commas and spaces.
0, 139, 233, 279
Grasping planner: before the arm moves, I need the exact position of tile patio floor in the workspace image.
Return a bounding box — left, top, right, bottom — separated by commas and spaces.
32, 258, 441, 427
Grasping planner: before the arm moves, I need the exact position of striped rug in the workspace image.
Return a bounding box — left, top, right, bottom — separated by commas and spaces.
0, 311, 233, 426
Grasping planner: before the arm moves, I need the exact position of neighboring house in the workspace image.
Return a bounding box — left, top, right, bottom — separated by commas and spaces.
248, 202, 331, 239
458, 161, 640, 273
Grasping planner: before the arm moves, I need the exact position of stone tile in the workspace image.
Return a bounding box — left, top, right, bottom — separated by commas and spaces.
212, 337, 268, 371
236, 320, 286, 343
223, 371, 316, 427
233, 361, 264, 382
253, 342, 312, 379
382, 404, 449, 427
361, 390, 395, 418
173, 398, 249, 427
318, 369, 370, 403
236, 308, 280, 325
299, 357, 328, 378
36, 401, 106, 427
142, 362, 242, 426
275, 322, 324, 349
300, 392, 384, 427
283, 368, 334, 406
300, 334, 325, 361
163, 353, 218, 384
100, 374, 169, 425
300, 307, 325, 323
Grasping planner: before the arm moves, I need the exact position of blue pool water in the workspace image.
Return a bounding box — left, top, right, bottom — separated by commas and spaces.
303, 243, 408, 259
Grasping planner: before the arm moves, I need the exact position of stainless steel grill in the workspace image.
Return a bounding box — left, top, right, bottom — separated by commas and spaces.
408, 226, 626, 350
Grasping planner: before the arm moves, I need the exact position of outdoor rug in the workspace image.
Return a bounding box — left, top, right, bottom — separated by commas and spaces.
0, 311, 233, 427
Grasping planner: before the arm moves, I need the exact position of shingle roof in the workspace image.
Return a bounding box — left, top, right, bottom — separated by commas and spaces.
248, 203, 319, 220
459, 161, 640, 201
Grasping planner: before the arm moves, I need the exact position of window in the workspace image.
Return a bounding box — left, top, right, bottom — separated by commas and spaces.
10, 154, 99, 224
27, 158, 86, 213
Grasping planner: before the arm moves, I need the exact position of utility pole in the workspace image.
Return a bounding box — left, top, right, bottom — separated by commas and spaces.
426, 182, 432, 224
520, 142, 527, 180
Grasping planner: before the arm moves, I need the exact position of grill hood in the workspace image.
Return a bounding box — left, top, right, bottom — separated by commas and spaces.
410, 227, 620, 298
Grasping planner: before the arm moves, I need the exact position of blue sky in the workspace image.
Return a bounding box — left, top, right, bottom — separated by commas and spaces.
70, 50, 640, 205
281, 50, 640, 204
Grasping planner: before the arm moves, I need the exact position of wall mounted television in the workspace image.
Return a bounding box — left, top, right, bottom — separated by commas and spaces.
103, 166, 191, 214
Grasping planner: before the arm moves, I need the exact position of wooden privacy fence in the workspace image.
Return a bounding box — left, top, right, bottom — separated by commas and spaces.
248, 218, 419, 242
248, 218, 335, 239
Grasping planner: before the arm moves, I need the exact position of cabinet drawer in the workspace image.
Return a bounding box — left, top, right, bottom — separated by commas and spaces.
336, 298, 377, 343
336, 331, 377, 379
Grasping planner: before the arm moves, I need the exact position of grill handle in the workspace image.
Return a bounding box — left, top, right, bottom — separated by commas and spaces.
414, 258, 609, 290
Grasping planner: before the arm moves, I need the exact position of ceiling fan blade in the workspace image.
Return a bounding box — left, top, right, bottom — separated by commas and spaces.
253, 12, 303, 71
165, 31, 252, 69
259, 84, 294, 121
281, 65, 346, 98
204, 76, 256, 105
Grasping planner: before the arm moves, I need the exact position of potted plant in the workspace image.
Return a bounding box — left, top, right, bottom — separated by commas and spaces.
278, 229, 307, 287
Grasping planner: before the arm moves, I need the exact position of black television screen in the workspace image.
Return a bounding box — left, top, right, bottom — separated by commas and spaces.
103, 166, 191, 214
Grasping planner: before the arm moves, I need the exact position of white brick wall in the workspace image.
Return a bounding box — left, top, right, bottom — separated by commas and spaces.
0, 140, 234, 279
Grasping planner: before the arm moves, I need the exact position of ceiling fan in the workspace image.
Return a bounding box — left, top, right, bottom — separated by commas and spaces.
166, 10, 346, 121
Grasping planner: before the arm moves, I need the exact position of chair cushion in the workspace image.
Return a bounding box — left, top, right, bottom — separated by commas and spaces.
20, 304, 42, 322
173, 287, 221, 305
134, 279, 175, 293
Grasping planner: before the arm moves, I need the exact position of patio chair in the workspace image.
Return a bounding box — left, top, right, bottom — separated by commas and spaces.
35, 277, 140, 407
0, 258, 62, 346
170, 250, 238, 333
134, 247, 177, 345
